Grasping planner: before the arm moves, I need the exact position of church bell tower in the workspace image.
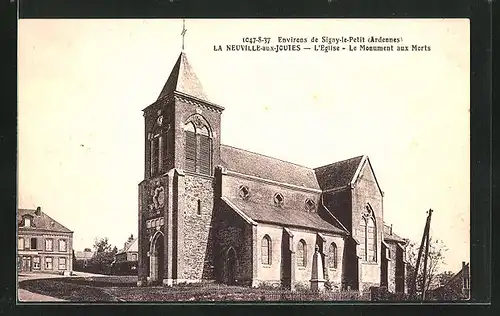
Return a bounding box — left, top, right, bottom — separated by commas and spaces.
137, 21, 224, 286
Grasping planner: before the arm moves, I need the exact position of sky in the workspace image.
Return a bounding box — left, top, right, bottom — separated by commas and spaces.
18, 19, 469, 272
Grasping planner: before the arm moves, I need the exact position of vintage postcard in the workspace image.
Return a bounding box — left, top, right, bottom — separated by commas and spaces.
17, 18, 471, 303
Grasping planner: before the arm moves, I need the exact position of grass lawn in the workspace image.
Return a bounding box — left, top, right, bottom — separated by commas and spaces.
19, 276, 370, 302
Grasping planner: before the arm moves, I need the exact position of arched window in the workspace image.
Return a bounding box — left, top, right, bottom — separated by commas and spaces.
184, 122, 196, 172
149, 118, 171, 177
359, 206, 377, 262
359, 218, 366, 261
297, 239, 307, 267
198, 126, 212, 175
184, 115, 212, 175
329, 242, 338, 269
261, 235, 272, 265
366, 217, 377, 262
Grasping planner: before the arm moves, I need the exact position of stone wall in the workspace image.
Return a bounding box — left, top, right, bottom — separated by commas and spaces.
255, 224, 283, 285
178, 173, 216, 281
386, 242, 397, 293
215, 203, 254, 285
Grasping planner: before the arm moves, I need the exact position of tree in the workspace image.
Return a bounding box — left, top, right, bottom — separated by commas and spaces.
93, 237, 112, 253
88, 237, 117, 274
436, 270, 455, 287
405, 237, 448, 295
127, 234, 135, 243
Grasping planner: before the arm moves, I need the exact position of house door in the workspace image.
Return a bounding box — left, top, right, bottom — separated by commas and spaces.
225, 248, 237, 285
22, 256, 32, 272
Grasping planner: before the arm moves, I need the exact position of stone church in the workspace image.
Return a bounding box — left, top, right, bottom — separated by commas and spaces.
137, 51, 408, 293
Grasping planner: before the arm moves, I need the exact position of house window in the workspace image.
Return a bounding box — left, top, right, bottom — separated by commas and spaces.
45, 257, 53, 270
59, 257, 67, 270
30, 238, 37, 250
261, 235, 272, 265
274, 193, 284, 207
184, 117, 212, 176
24, 217, 31, 227
329, 242, 338, 269
132, 254, 138, 261
33, 256, 41, 269
45, 239, 53, 251
197, 199, 202, 215
146, 220, 151, 228
59, 239, 67, 252
18, 237, 24, 250
297, 239, 307, 267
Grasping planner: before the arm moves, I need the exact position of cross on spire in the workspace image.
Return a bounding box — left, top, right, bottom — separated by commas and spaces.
181, 19, 187, 51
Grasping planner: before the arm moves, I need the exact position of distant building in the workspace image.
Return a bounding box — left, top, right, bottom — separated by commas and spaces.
429, 262, 470, 300
17, 207, 73, 275
74, 248, 95, 267
115, 238, 139, 263
112, 238, 138, 275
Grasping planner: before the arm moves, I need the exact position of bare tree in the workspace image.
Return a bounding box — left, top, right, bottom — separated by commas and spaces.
406, 237, 448, 294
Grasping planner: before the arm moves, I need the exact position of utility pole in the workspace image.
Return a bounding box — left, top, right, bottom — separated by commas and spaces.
410, 209, 433, 299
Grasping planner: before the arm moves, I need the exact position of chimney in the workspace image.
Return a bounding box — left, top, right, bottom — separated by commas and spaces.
35, 206, 41, 216
390, 224, 393, 235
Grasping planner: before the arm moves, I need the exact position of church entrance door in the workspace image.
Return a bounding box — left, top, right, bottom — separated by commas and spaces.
149, 231, 165, 285
225, 247, 237, 285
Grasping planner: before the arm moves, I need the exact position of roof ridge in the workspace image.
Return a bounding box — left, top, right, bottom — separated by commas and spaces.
220, 144, 313, 170
314, 155, 365, 171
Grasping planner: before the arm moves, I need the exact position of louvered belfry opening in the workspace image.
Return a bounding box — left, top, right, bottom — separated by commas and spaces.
184, 117, 212, 175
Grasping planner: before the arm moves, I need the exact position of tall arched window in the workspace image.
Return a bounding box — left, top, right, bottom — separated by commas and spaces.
297, 239, 307, 267
261, 235, 272, 265
149, 120, 171, 177
184, 115, 212, 175
359, 218, 366, 261
360, 204, 377, 262
198, 126, 211, 175
366, 217, 377, 262
184, 122, 196, 172
329, 242, 338, 269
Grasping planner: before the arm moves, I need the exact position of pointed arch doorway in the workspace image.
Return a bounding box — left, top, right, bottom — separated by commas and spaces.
149, 231, 165, 285
225, 247, 237, 285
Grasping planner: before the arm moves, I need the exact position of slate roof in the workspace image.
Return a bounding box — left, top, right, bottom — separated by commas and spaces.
157, 52, 208, 102
314, 156, 364, 191
18, 208, 72, 233
224, 197, 346, 234
220, 145, 321, 190
383, 224, 406, 243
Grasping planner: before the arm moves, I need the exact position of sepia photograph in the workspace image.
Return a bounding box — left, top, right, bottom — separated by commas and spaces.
17, 18, 471, 303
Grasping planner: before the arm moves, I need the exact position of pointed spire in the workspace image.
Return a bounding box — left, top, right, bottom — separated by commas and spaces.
157, 52, 209, 102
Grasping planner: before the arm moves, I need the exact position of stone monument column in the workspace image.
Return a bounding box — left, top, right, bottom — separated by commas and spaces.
310, 245, 326, 292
